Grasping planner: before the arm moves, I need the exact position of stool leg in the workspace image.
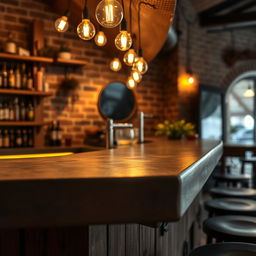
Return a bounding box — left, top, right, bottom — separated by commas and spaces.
241, 162, 245, 175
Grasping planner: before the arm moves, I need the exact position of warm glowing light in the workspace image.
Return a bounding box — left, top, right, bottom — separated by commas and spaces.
95, 0, 123, 28
55, 16, 69, 32
77, 19, 96, 40
131, 70, 142, 83
133, 57, 148, 74
110, 58, 122, 71
94, 31, 107, 46
115, 31, 132, 51
188, 76, 195, 84
179, 73, 198, 91
244, 87, 255, 97
0, 152, 73, 160
123, 49, 137, 66
127, 76, 136, 89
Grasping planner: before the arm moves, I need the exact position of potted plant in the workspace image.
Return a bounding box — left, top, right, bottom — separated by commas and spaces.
58, 44, 71, 60
156, 120, 196, 140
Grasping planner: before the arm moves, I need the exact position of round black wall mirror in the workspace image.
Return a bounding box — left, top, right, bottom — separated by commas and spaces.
98, 82, 137, 122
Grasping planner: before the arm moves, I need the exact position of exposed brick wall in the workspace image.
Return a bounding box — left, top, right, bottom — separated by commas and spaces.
0, 0, 175, 145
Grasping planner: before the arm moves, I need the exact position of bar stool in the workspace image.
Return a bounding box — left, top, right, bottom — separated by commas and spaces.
210, 187, 256, 199
213, 173, 251, 188
189, 242, 256, 256
205, 198, 256, 217
203, 215, 256, 243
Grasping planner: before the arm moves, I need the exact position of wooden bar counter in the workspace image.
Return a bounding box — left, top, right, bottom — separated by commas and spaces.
0, 138, 222, 228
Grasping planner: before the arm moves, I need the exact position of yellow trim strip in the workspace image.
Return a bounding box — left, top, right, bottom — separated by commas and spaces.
0, 152, 73, 160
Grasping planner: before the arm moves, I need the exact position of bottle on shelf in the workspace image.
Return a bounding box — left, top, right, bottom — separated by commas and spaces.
9, 101, 14, 121
15, 129, 22, 147
28, 129, 34, 147
8, 65, 15, 89
0, 130, 3, 148
0, 65, 3, 89
2, 63, 8, 88
56, 121, 62, 146
20, 100, 26, 121
3, 129, 10, 148
0, 102, 3, 121
21, 63, 27, 90
15, 64, 21, 89
3, 102, 9, 121
36, 65, 44, 92
22, 129, 28, 147
27, 68, 33, 90
27, 103, 34, 121
9, 129, 15, 148
14, 97, 20, 121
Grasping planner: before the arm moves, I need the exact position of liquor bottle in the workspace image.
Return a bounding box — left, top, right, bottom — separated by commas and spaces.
28, 129, 34, 147
2, 63, 8, 88
15, 129, 22, 147
22, 129, 28, 147
0, 102, 3, 121
21, 63, 27, 89
8, 65, 15, 88
27, 69, 33, 90
56, 121, 62, 146
9, 129, 15, 148
50, 121, 57, 146
27, 103, 34, 121
14, 97, 20, 121
0, 65, 3, 88
3, 102, 9, 121
36, 66, 44, 91
20, 101, 26, 121
3, 129, 10, 148
9, 101, 14, 121
15, 64, 21, 89
0, 130, 3, 148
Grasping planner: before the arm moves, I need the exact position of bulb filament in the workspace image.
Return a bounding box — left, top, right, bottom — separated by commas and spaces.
105, 3, 114, 23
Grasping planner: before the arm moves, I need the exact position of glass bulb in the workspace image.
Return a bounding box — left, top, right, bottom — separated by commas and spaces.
77, 19, 96, 40
94, 31, 107, 46
133, 57, 148, 74
131, 70, 142, 83
127, 76, 136, 89
244, 87, 255, 97
55, 16, 69, 32
110, 58, 122, 71
123, 49, 137, 66
188, 76, 195, 84
115, 31, 132, 51
95, 0, 123, 28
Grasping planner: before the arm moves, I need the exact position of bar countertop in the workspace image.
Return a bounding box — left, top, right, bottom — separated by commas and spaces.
0, 138, 222, 228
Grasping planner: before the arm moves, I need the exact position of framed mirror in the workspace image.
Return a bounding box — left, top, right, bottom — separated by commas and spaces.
98, 82, 137, 122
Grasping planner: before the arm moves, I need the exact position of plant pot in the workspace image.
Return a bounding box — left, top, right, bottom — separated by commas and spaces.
58, 51, 71, 60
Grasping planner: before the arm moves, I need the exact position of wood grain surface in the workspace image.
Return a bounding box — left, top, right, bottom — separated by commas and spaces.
0, 138, 222, 228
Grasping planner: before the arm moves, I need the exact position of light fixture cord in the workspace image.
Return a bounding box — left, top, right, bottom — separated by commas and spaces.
186, 22, 191, 73
121, 0, 126, 20
138, 1, 156, 52
129, 0, 132, 33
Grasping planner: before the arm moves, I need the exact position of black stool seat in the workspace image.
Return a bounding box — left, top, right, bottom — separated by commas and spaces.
205, 198, 256, 216
190, 242, 256, 256
213, 173, 251, 182
203, 215, 256, 243
210, 187, 256, 199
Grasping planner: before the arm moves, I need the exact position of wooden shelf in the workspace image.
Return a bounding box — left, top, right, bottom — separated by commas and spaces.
55, 58, 88, 66
0, 121, 49, 127
0, 89, 52, 96
0, 53, 53, 63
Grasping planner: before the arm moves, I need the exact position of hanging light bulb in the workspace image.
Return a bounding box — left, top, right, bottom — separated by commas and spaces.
77, 4, 95, 40
188, 74, 195, 85
110, 58, 122, 71
123, 48, 137, 66
127, 76, 136, 89
94, 31, 107, 46
133, 52, 148, 75
95, 0, 123, 28
115, 30, 132, 51
244, 86, 255, 98
131, 70, 142, 83
55, 10, 69, 33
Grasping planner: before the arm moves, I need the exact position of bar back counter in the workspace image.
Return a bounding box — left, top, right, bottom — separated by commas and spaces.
0, 138, 222, 255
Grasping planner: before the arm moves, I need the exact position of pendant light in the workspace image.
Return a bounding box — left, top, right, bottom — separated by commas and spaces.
77, 0, 96, 40
115, 0, 132, 51
244, 85, 255, 98
127, 76, 136, 89
94, 26, 107, 46
54, 0, 71, 32
131, 70, 142, 83
123, 0, 137, 66
110, 57, 122, 71
95, 0, 123, 28
133, 1, 155, 74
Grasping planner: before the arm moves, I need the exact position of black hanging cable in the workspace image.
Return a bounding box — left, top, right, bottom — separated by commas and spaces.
137, 1, 156, 55
82, 0, 88, 19
186, 22, 192, 74
129, 0, 132, 34
64, 0, 72, 17
121, 0, 126, 20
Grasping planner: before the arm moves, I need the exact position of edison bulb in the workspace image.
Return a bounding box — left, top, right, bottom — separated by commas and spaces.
110, 58, 122, 71
115, 31, 132, 51
133, 57, 148, 74
123, 49, 137, 66
77, 19, 96, 40
96, 0, 123, 28
188, 76, 195, 84
127, 76, 136, 89
131, 70, 142, 83
55, 16, 69, 32
94, 31, 107, 46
